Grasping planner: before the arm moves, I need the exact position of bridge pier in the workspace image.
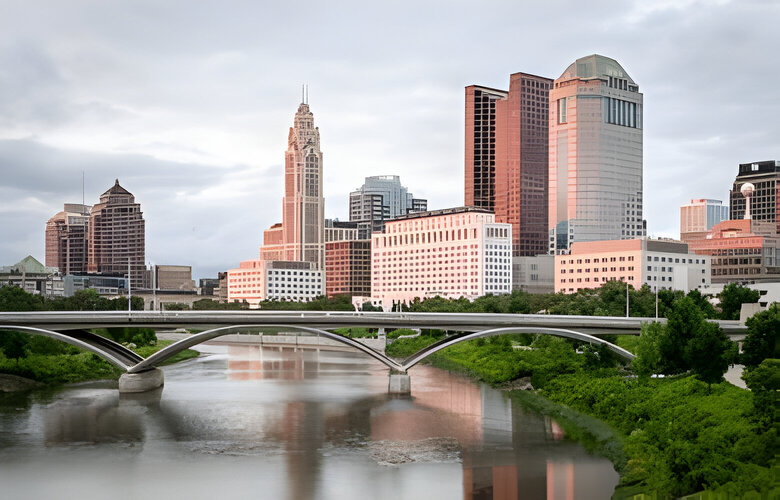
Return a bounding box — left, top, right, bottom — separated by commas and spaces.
388, 372, 411, 395
119, 368, 164, 393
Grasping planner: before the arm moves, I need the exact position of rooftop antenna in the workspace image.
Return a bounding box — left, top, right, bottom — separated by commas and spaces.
305, 84, 308, 104
301, 84, 305, 103
82, 171, 85, 208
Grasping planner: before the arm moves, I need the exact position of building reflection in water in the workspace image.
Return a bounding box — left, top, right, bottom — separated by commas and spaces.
220, 343, 617, 500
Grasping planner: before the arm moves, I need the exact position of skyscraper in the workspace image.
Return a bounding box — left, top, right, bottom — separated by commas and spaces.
494, 72, 552, 256
729, 161, 779, 233
349, 175, 427, 239
281, 100, 325, 268
87, 180, 146, 288
45, 203, 91, 275
465, 85, 508, 211
548, 54, 644, 253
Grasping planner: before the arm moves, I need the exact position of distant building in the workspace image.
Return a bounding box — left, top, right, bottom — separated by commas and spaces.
349, 175, 427, 239
687, 219, 779, 284
325, 239, 371, 298
371, 207, 512, 308
227, 259, 324, 308
217, 271, 228, 302
680, 199, 729, 241
324, 219, 359, 243
63, 273, 127, 297
0, 256, 63, 297
512, 255, 554, 294
155, 265, 195, 291
199, 278, 220, 296
549, 55, 645, 253
45, 203, 91, 275
555, 239, 710, 294
729, 160, 779, 233
87, 180, 146, 289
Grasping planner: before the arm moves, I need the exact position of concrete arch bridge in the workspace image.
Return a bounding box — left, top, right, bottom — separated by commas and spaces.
0, 311, 745, 394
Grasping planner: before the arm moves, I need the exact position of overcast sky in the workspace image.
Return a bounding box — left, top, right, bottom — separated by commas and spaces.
0, 0, 777, 279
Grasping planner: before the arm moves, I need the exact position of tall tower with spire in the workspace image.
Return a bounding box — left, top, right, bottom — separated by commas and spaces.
261, 92, 325, 269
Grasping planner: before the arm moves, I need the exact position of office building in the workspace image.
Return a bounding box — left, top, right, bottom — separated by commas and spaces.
227, 259, 323, 307
349, 175, 427, 239
325, 239, 371, 298
555, 239, 709, 294
729, 160, 779, 233
324, 219, 359, 242
371, 207, 512, 308
548, 55, 645, 253
465, 85, 508, 211
680, 199, 730, 241
45, 203, 91, 275
512, 255, 554, 294
63, 273, 127, 297
493, 73, 553, 256
87, 180, 146, 288
155, 265, 195, 291
258, 99, 325, 268
687, 219, 779, 284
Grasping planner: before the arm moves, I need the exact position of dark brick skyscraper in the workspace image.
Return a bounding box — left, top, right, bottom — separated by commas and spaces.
87, 180, 146, 288
465, 73, 551, 256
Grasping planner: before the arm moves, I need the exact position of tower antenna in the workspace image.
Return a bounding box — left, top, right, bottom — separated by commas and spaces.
82, 171, 85, 207
301, 84, 304, 103
305, 84, 308, 104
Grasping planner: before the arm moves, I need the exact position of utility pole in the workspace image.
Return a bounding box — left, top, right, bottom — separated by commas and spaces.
128, 258, 132, 313
655, 286, 659, 319
152, 262, 156, 312
626, 282, 630, 317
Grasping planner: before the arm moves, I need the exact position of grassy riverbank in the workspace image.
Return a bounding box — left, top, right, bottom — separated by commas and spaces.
0, 338, 199, 387
389, 334, 776, 498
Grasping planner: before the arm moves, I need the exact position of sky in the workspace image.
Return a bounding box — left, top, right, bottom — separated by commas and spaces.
0, 0, 777, 280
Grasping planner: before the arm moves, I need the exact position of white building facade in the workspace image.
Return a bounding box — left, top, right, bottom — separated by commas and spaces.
371, 207, 512, 308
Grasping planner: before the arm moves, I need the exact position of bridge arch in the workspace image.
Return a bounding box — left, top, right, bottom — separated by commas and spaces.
400, 327, 636, 371
127, 325, 404, 373
0, 325, 142, 370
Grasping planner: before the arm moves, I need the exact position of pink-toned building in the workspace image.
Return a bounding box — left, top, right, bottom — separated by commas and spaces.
371, 207, 512, 308
549, 55, 645, 253
555, 238, 709, 294
227, 259, 323, 307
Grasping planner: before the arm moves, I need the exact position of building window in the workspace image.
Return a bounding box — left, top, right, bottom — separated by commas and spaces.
558, 97, 567, 124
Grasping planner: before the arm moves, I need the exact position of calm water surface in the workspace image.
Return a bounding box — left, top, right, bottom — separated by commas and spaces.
0, 344, 618, 499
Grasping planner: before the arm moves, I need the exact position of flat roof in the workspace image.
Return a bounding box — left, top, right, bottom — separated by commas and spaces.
390, 206, 494, 222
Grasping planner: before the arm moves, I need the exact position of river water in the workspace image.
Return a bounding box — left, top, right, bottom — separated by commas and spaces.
0, 344, 618, 499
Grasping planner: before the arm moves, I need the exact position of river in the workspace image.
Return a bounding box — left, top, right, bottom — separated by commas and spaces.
0, 343, 618, 499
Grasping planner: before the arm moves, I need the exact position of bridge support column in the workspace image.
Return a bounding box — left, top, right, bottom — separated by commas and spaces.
388, 372, 411, 395
119, 368, 164, 393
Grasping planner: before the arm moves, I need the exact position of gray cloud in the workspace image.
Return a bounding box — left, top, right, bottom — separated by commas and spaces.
0, 0, 777, 277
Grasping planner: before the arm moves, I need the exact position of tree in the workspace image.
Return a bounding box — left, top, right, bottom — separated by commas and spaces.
684, 321, 732, 391
718, 283, 760, 320
0, 285, 43, 311
686, 289, 717, 319
0, 330, 28, 360
633, 321, 665, 378
741, 303, 779, 368
659, 296, 705, 374
742, 358, 780, 431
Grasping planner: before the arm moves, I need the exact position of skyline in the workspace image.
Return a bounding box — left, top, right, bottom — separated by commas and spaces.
0, 0, 777, 279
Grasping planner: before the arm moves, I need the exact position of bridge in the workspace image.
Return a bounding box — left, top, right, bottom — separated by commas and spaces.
0, 311, 746, 394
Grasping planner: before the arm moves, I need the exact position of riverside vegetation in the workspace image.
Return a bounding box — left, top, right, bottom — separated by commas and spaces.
0, 287, 198, 387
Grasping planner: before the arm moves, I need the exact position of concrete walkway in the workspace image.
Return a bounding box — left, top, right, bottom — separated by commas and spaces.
724, 364, 747, 389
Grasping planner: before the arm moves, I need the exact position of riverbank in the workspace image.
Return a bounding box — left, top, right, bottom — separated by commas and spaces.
390, 334, 775, 498
0, 339, 199, 390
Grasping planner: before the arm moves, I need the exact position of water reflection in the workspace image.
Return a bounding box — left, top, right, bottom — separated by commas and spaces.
0, 343, 617, 500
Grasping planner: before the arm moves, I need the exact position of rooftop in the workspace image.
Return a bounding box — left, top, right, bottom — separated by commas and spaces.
558, 54, 636, 86
389, 206, 494, 222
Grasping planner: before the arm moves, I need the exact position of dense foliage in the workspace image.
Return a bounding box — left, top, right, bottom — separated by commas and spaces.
718, 283, 760, 320
0, 286, 144, 312
741, 303, 779, 368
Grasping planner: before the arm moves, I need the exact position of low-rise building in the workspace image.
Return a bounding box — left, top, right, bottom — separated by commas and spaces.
325, 239, 371, 298
371, 207, 512, 308
0, 256, 64, 297
63, 273, 127, 297
555, 239, 710, 293
687, 219, 779, 284
227, 259, 324, 308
